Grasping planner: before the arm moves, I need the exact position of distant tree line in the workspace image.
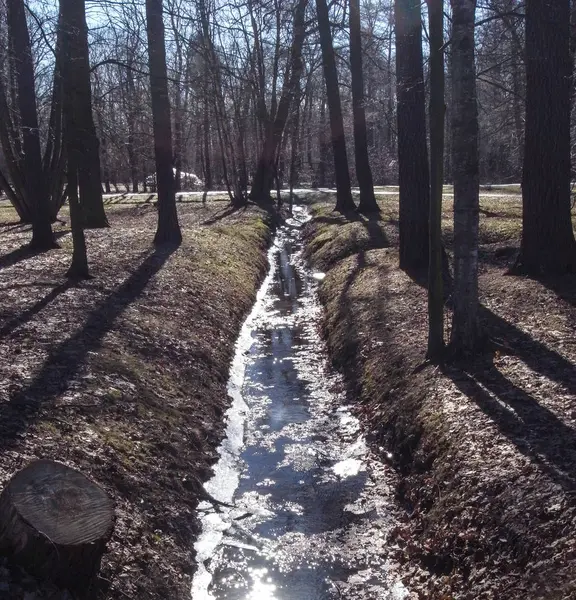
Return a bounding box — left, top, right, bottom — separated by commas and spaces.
0, 0, 574, 357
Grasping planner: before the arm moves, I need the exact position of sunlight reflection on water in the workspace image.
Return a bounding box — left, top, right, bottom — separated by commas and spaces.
191, 204, 408, 600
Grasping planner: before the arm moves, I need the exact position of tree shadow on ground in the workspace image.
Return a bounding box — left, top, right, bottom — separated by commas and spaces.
408, 267, 576, 397
405, 272, 576, 493
0, 244, 178, 452
0, 231, 68, 272
531, 272, 576, 310
0, 222, 28, 232
444, 360, 576, 495
0, 281, 73, 339
201, 204, 244, 226
481, 306, 576, 397
326, 218, 392, 377
478, 244, 518, 269
309, 211, 390, 272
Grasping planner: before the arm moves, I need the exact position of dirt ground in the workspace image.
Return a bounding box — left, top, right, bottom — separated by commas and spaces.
0, 199, 273, 599
303, 191, 576, 600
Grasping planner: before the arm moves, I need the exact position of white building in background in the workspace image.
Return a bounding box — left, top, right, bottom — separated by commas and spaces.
145, 168, 204, 191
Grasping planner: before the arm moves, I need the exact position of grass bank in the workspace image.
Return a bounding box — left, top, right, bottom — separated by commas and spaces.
304, 192, 576, 600
0, 200, 273, 599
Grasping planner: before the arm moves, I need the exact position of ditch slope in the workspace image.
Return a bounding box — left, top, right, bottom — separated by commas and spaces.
304, 197, 576, 600
0, 201, 273, 599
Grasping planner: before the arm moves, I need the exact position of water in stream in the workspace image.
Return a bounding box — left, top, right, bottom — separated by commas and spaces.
191, 206, 408, 600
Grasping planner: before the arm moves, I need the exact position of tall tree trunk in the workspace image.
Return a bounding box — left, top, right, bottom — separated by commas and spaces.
100, 117, 111, 195
289, 95, 300, 215
349, 0, 377, 213
43, 10, 66, 222
511, 54, 524, 179
60, 0, 89, 278
63, 0, 108, 228
316, 97, 329, 187
395, 0, 430, 270
125, 60, 139, 194
450, 0, 480, 355
7, 0, 55, 249
316, 0, 355, 212
0, 76, 28, 219
203, 93, 212, 190
146, 0, 182, 246
66, 142, 89, 278
426, 0, 445, 359
173, 41, 184, 193
515, 0, 576, 273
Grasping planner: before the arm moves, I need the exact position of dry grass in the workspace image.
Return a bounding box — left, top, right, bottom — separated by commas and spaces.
0, 200, 272, 599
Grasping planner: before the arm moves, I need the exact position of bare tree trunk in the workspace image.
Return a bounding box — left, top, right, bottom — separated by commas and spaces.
349, 0, 377, 213
395, 0, 430, 271
316, 0, 354, 212
125, 60, 139, 194
514, 0, 576, 273
100, 121, 112, 195
450, 0, 480, 355
426, 0, 445, 360
0, 77, 28, 219
63, 0, 108, 228
289, 81, 301, 214
60, 0, 89, 278
173, 30, 184, 193
203, 93, 212, 190
146, 0, 182, 246
43, 10, 66, 222
7, 0, 56, 249
316, 97, 328, 187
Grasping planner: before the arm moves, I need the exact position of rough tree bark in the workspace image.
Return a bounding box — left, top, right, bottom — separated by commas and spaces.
317, 0, 355, 212
125, 55, 139, 194
349, 0, 378, 213
514, 0, 576, 273
203, 92, 212, 190
146, 0, 182, 245
62, 0, 108, 228
42, 9, 67, 222
450, 0, 480, 355
395, 0, 430, 270
61, 0, 90, 278
7, 0, 55, 249
426, 0, 445, 359
315, 97, 329, 187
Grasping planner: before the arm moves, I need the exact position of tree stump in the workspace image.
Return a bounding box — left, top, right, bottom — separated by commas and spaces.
0, 460, 114, 589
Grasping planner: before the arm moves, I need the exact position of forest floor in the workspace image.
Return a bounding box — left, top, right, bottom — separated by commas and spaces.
303, 190, 576, 600
0, 198, 274, 599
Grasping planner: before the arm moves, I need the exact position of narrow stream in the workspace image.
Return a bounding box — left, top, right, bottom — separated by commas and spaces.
191, 206, 408, 600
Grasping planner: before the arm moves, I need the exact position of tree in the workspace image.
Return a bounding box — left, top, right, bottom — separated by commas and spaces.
349, 0, 377, 213
514, 0, 576, 273
450, 0, 480, 354
60, 0, 89, 278
426, 0, 445, 359
249, 0, 308, 205
395, 0, 430, 271
62, 0, 108, 228
316, 0, 355, 212
146, 0, 182, 246
6, 0, 55, 250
